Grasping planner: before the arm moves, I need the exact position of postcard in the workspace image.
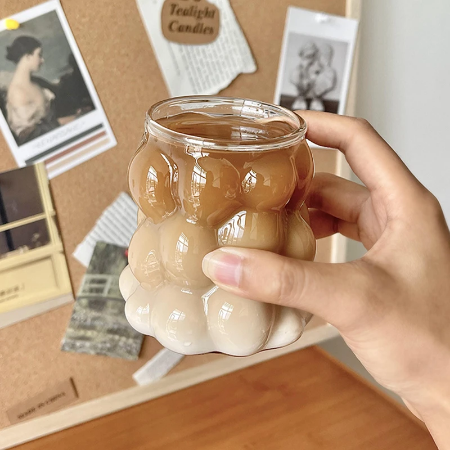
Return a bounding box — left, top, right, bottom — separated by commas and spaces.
0, 0, 116, 179
61, 242, 143, 360
0, 163, 73, 329
274, 7, 358, 116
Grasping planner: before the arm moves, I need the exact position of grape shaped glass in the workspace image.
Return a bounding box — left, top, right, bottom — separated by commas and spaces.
119, 96, 316, 356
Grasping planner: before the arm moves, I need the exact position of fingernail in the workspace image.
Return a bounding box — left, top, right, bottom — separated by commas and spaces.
202, 249, 243, 287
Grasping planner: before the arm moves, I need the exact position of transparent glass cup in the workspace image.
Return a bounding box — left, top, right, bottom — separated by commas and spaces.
119, 96, 316, 356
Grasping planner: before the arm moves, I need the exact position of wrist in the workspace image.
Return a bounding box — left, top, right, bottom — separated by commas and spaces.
407, 391, 450, 449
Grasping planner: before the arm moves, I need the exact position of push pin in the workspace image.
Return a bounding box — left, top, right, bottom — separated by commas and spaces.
5, 18, 20, 30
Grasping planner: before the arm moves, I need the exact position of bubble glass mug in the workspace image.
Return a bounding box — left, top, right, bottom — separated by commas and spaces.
119, 96, 316, 356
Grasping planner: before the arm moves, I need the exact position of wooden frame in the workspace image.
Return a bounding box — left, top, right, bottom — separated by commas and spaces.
0, 0, 362, 448
0, 163, 72, 329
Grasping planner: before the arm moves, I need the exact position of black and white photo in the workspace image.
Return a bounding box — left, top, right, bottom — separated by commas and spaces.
274, 7, 358, 116
0, 1, 116, 178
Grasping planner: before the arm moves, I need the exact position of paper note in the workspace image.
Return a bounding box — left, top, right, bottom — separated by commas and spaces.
136, 0, 257, 96
133, 348, 184, 386
7, 378, 78, 425
73, 192, 138, 267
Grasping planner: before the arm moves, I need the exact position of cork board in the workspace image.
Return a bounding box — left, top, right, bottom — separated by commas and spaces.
0, 0, 346, 431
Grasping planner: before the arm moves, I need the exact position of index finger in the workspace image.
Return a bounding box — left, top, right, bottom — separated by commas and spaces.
297, 111, 418, 194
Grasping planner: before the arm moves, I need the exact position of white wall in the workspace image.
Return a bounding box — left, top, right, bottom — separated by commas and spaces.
355, 0, 450, 220
322, 0, 450, 402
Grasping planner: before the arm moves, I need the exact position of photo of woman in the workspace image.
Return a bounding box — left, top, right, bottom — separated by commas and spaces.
0, 10, 96, 147
0, 1, 116, 180
5, 36, 59, 145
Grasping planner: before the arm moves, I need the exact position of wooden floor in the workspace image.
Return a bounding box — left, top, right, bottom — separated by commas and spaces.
16, 347, 436, 450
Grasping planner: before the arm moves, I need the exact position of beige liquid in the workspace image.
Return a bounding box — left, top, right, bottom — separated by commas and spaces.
128, 112, 315, 289
157, 112, 297, 143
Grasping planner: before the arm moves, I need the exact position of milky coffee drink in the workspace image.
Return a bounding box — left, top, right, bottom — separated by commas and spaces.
120, 97, 316, 356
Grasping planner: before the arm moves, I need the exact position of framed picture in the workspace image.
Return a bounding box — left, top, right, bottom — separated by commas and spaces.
274, 7, 358, 116
0, 0, 116, 178
0, 163, 72, 329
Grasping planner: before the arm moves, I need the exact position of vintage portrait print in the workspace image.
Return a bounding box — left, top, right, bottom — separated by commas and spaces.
0, 1, 116, 179
274, 7, 358, 116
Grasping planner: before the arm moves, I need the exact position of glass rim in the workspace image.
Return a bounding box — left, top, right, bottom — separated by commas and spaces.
145, 95, 307, 152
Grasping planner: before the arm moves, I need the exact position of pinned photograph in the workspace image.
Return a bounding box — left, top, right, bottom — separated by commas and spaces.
0, 163, 72, 330
61, 242, 143, 360
0, 0, 116, 179
274, 7, 358, 115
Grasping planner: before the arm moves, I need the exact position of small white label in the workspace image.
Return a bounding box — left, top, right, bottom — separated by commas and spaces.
133, 348, 184, 386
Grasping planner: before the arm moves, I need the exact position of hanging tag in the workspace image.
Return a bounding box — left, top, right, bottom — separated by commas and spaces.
161, 0, 220, 45
6, 379, 78, 425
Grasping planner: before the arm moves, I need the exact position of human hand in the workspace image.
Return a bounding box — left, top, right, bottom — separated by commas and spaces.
202, 111, 450, 449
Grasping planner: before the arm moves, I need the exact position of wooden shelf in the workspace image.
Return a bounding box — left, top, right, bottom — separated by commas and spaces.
13, 346, 436, 450
0, 318, 338, 449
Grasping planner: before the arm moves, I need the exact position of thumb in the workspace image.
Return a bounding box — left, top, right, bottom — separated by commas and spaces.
202, 247, 369, 329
